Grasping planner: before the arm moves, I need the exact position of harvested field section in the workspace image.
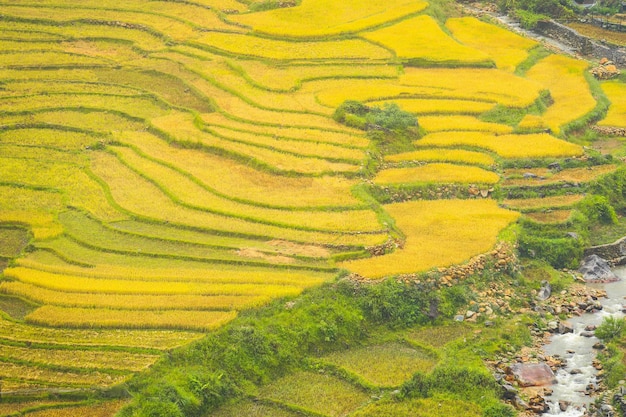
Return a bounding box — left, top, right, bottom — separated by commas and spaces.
342, 200, 519, 278
502, 164, 617, 187
502, 194, 584, 211
417, 115, 514, 133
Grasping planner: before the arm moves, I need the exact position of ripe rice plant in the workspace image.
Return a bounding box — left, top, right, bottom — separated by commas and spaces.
0, 156, 124, 221
26, 306, 238, 331
416, 131, 583, 158
446, 17, 538, 71
202, 112, 369, 148
362, 15, 491, 64
0, 93, 169, 120
211, 400, 301, 417
234, 61, 398, 93
0, 361, 127, 386
519, 55, 596, 133
368, 98, 495, 115
418, 116, 514, 133
502, 194, 584, 211
598, 81, 626, 128
0, 342, 159, 371
112, 146, 378, 233
194, 32, 392, 60
0, 80, 142, 96
407, 323, 473, 348
0, 281, 270, 312
341, 199, 519, 278
5, 110, 145, 133
91, 151, 386, 246
229, 0, 428, 37
0, 51, 109, 68
0, 400, 86, 416
385, 149, 495, 166
502, 164, 617, 187
18, 250, 335, 285
116, 131, 365, 209
258, 371, 369, 417
321, 342, 438, 387
374, 163, 500, 185
0, 127, 99, 150
0, 315, 202, 349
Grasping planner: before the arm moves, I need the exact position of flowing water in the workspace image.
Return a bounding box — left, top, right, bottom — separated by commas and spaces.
542, 269, 626, 416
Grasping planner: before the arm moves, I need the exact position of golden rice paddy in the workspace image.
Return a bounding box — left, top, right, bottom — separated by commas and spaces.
374, 163, 500, 185
599, 81, 626, 128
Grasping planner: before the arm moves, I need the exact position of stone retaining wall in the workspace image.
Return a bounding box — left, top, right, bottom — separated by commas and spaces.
534, 20, 626, 66
584, 236, 626, 264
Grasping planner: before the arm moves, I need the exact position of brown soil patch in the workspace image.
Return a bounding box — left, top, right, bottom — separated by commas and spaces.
267, 240, 331, 258
566, 22, 626, 47
236, 248, 295, 264
524, 209, 572, 224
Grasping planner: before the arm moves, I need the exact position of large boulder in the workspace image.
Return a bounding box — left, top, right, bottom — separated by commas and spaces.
509, 363, 557, 387
579, 255, 619, 283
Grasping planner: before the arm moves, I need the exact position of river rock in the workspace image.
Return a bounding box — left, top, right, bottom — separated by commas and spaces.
559, 400, 571, 412
510, 363, 557, 387
537, 280, 552, 300
558, 321, 574, 334
578, 255, 619, 283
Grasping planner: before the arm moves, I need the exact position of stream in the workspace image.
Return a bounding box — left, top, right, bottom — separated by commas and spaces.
541, 268, 626, 416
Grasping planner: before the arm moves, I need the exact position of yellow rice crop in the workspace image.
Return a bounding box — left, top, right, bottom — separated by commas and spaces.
205, 125, 366, 162
417, 116, 513, 134
362, 15, 490, 64
416, 132, 583, 158
0, 212, 62, 240
5, 267, 311, 298
502, 164, 617, 187
374, 163, 499, 185
310, 68, 541, 109
20, 400, 128, 417
91, 151, 386, 246
0, 51, 109, 68
524, 210, 573, 224
1, 80, 141, 96
0, 400, 86, 416
5, 110, 145, 133
0, 316, 202, 349
367, 98, 494, 115
234, 61, 398, 92
229, 0, 428, 37
385, 149, 495, 166
0, 127, 99, 150
502, 194, 584, 211
151, 112, 360, 174
194, 32, 391, 60
446, 17, 537, 71
341, 199, 519, 279
0, 342, 158, 372
0, 156, 124, 221
26, 306, 238, 331
202, 112, 369, 148
0, 5, 198, 43
0, 361, 127, 387
1, 281, 270, 312
399, 68, 543, 108
0, 94, 168, 120
598, 81, 626, 128
519, 55, 596, 134
113, 146, 379, 232
18, 251, 334, 285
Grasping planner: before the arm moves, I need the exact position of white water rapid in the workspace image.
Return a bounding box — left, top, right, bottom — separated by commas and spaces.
542, 269, 626, 416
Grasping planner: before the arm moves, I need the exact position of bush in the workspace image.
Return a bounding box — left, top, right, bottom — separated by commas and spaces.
333, 100, 417, 132
595, 316, 625, 342
579, 195, 618, 225
518, 233, 585, 269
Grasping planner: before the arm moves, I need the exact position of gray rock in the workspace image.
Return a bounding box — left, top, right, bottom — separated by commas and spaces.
578, 254, 619, 283
558, 322, 574, 334
454, 315, 464, 322
581, 331, 595, 338
537, 280, 552, 301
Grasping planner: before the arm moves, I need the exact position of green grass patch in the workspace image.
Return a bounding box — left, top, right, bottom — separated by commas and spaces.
319, 341, 438, 387
0, 295, 39, 321
406, 323, 473, 349
210, 399, 302, 417
351, 396, 482, 417
0, 227, 30, 258
258, 370, 369, 416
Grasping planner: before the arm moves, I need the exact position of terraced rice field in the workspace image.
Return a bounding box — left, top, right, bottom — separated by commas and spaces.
0, 0, 619, 413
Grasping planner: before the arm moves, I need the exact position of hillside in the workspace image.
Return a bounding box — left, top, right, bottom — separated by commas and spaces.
1, 0, 626, 415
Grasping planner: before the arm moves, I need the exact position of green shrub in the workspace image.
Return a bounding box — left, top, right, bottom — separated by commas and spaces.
518, 233, 585, 269
595, 316, 625, 342
579, 195, 618, 225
